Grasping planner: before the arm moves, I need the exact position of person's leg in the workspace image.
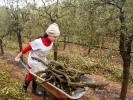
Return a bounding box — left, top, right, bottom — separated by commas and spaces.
32, 80, 42, 96
22, 65, 33, 93
22, 79, 30, 93
22, 73, 32, 93
25, 65, 42, 96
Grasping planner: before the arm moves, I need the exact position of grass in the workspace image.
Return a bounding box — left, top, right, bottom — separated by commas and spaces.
0, 58, 32, 100
0, 37, 133, 99
46, 49, 129, 83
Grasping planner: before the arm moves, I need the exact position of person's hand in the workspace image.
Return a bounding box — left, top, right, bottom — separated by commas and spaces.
15, 52, 23, 62
15, 57, 20, 62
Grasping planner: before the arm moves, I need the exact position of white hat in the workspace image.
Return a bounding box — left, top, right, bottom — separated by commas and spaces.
46, 23, 60, 36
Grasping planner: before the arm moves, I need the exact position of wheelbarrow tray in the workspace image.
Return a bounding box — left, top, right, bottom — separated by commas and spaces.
30, 66, 88, 99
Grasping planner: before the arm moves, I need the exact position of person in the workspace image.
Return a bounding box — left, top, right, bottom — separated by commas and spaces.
15, 23, 60, 96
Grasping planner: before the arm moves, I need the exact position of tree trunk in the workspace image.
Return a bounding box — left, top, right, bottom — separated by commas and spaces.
119, 0, 131, 99
63, 35, 67, 50
17, 32, 23, 61
17, 32, 22, 52
120, 53, 131, 100
53, 43, 57, 61
0, 39, 4, 55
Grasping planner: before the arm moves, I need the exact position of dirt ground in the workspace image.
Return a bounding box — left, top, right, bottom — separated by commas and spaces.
9, 64, 133, 100
3, 50, 133, 100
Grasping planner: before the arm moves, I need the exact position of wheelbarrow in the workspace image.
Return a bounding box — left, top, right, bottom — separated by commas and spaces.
19, 60, 94, 100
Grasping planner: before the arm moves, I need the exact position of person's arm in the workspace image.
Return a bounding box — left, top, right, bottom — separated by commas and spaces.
15, 44, 32, 62
15, 52, 23, 61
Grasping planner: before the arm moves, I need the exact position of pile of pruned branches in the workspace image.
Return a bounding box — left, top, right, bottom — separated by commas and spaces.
32, 57, 108, 95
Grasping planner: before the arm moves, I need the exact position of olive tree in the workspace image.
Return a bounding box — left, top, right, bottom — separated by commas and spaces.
103, 0, 133, 99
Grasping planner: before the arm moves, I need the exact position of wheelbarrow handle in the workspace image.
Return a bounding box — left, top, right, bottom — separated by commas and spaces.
19, 60, 30, 72
46, 56, 50, 61
19, 56, 50, 72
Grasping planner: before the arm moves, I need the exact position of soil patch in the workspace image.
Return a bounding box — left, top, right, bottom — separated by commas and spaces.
2, 51, 133, 100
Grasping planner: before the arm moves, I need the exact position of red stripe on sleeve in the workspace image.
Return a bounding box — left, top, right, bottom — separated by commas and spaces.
22, 44, 32, 54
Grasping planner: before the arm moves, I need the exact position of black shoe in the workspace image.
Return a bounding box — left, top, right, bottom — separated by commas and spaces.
32, 80, 42, 96
22, 79, 30, 93
32, 89, 42, 96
